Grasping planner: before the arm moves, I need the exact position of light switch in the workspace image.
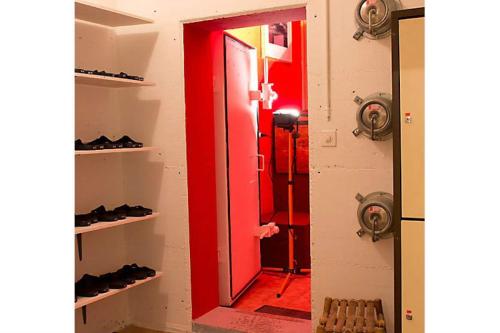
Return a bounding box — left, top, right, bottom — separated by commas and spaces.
320, 130, 337, 147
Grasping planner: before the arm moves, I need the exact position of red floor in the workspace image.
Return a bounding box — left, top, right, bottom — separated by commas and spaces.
233, 271, 311, 312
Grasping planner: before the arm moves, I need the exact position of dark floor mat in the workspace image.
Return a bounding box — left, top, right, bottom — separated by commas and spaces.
255, 305, 311, 320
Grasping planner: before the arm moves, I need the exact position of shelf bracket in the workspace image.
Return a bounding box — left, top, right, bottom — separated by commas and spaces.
76, 234, 83, 261
82, 305, 87, 325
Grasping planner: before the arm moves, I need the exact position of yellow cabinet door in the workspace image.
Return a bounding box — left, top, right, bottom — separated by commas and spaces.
402, 220, 425, 333
400, 17, 425, 219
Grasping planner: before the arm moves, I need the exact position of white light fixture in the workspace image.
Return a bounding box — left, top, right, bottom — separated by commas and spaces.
249, 57, 279, 110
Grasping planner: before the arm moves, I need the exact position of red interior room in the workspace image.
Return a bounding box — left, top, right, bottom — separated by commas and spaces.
184, 8, 311, 323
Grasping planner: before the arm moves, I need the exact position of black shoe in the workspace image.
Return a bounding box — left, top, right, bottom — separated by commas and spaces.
86, 213, 98, 224
99, 273, 127, 289
119, 264, 148, 281
112, 136, 143, 148
113, 72, 129, 79
131, 263, 156, 277
88, 274, 109, 293
91, 69, 113, 77
75, 214, 93, 227
90, 205, 122, 222
75, 139, 102, 151
76, 213, 98, 225
75, 68, 92, 74
127, 75, 144, 81
114, 204, 153, 217
135, 205, 152, 215
75, 274, 108, 297
76, 138, 105, 150
88, 135, 122, 149
114, 268, 136, 285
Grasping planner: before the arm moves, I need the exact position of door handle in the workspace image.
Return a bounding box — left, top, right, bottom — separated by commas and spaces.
257, 154, 265, 172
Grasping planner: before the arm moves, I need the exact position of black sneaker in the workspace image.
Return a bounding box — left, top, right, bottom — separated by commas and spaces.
75, 214, 93, 227
112, 136, 143, 148
88, 135, 122, 149
75, 139, 102, 151
118, 264, 148, 281
112, 72, 129, 79
99, 273, 127, 289
114, 268, 136, 285
127, 75, 144, 81
113, 204, 153, 217
76, 274, 108, 297
91, 69, 113, 77
131, 263, 156, 277
90, 205, 123, 222
75, 68, 92, 74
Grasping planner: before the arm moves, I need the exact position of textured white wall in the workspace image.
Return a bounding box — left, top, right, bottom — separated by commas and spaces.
81, 0, 428, 332
310, 2, 423, 332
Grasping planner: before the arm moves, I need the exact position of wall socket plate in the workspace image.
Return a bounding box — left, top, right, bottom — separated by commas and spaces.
320, 130, 337, 147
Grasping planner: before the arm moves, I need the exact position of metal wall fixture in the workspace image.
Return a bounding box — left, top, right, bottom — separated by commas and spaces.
355, 191, 394, 242
353, 93, 392, 141
353, 0, 399, 40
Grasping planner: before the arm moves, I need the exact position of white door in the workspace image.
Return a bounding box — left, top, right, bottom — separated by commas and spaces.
224, 34, 261, 300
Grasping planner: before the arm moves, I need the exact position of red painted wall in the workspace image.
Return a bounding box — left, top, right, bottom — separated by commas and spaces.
184, 24, 220, 319
268, 21, 305, 120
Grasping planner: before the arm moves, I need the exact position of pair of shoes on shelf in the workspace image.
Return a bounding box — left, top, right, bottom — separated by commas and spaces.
114, 204, 153, 217
75, 135, 143, 151
112, 71, 144, 81
75, 68, 144, 81
75, 205, 124, 226
91, 69, 114, 77
75, 204, 153, 227
75, 274, 109, 297
75, 264, 156, 298
116, 263, 156, 282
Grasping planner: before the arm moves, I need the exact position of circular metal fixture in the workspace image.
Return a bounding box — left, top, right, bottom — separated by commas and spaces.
352, 93, 392, 141
355, 191, 393, 242
353, 0, 399, 40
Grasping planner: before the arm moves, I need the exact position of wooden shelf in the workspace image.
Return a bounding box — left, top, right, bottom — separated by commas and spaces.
75, 0, 154, 27
75, 212, 159, 235
75, 73, 155, 88
75, 147, 155, 155
75, 273, 162, 309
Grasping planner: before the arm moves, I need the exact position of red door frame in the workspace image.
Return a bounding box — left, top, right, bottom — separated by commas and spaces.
183, 7, 306, 320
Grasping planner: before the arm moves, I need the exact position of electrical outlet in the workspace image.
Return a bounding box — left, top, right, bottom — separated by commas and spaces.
321, 130, 337, 147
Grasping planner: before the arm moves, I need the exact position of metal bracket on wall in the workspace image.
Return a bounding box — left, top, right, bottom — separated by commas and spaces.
76, 234, 83, 261
352, 93, 392, 141
82, 306, 87, 325
353, 0, 399, 40
354, 96, 364, 105
355, 191, 394, 242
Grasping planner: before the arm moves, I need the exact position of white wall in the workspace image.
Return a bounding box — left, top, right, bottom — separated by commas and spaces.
81, 0, 428, 332
310, 2, 423, 331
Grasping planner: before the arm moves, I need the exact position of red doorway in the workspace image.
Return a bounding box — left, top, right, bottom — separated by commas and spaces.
183, 7, 309, 321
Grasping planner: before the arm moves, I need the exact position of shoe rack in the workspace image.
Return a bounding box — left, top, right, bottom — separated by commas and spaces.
75, 146, 155, 156
75, 273, 163, 310
75, 72, 155, 87
74, 0, 161, 326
